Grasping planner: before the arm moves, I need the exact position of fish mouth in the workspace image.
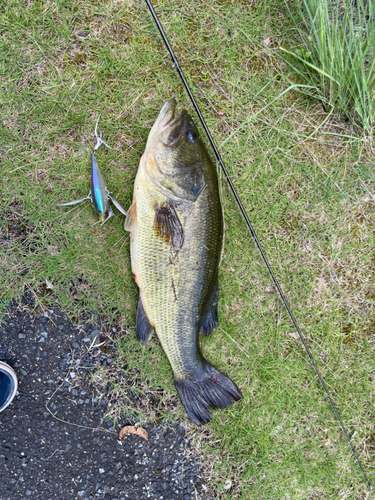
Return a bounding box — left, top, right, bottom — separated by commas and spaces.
156, 100, 188, 146
156, 99, 177, 129
144, 99, 189, 159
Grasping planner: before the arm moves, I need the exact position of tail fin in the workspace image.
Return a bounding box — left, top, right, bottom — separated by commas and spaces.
174, 363, 243, 426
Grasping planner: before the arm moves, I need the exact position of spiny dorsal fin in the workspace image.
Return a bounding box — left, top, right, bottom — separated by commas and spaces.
153, 202, 184, 252
124, 200, 137, 232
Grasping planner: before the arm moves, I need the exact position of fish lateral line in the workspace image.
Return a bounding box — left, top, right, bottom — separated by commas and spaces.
171, 278, 178, 302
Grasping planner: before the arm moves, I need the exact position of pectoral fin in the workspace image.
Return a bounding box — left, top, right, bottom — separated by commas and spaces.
136, 298, 155, 344
124, 201, 137, 232
200, 282, 219, 337
153, 202, 184, 252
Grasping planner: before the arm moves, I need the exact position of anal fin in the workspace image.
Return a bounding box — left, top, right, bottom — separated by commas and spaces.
136, 298, 154, 344
200, 282, 219, 337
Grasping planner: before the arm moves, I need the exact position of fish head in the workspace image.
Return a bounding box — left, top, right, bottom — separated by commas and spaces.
144, 99, 206, 201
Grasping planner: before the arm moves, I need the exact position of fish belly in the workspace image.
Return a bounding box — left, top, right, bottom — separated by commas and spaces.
131, 168, 198, 378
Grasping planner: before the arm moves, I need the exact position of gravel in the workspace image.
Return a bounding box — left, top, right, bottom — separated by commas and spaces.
0, 294, 209, 500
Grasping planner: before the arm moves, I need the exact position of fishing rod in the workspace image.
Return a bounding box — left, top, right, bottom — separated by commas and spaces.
144, 0, 371, 489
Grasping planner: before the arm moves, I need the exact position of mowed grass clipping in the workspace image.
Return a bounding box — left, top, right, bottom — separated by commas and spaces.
1, 0, 375, 498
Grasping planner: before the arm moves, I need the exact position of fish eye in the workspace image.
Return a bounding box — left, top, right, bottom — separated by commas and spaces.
186, 130, 197, 143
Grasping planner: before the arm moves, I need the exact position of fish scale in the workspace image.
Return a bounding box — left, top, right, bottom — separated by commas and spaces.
131, 160, 221, 377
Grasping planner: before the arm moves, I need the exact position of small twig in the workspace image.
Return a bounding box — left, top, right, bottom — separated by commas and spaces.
89, 341, 106, 350
41, 449, 66, 461
15, 473, 23, 485
24, 285, 57, 327
9, 165, 29, 173
50, 204, 88, 221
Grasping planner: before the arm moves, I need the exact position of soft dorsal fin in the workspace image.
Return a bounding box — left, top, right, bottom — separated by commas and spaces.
153, 202, 184, 252
200, 281, 219, 337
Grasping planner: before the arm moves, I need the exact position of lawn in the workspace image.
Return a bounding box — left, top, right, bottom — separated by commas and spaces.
1, 0, 375, 498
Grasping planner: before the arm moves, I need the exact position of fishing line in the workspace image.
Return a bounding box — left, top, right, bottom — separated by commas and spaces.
144, 0, 371, 489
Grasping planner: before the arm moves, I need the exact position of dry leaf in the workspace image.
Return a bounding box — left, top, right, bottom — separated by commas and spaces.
218, 110, 225, 116
119, 426, 148, 442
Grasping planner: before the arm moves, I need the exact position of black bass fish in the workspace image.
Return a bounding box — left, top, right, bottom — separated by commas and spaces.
125, 99, 242, 425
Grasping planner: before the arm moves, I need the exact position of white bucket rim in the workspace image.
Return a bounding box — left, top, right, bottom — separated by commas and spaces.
0, 361, 18, 412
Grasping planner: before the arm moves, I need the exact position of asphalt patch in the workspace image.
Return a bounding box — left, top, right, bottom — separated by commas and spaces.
0, 296, 209, 500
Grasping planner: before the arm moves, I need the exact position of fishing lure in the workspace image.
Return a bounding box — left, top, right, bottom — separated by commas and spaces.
57, 118, 127, 225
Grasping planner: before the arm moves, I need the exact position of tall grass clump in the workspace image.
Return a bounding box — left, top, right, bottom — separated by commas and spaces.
281, 0, 375, 133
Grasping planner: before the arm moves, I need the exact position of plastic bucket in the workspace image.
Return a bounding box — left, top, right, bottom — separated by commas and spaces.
0, 361, 18, 412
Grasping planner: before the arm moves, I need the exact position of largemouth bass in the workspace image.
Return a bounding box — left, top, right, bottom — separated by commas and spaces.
125, 99, 242, 425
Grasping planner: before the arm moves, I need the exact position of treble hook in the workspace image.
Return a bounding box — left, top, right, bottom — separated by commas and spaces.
93, 116, 113, 152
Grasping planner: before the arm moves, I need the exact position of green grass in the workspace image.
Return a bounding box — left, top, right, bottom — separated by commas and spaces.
280, 0, 375, 133
1, 0, 375, 498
